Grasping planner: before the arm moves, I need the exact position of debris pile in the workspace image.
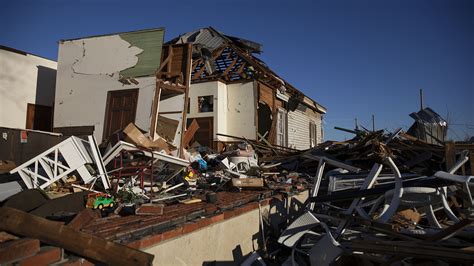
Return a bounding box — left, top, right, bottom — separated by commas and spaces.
0, 122, 473, 265
259, 130, 474, 265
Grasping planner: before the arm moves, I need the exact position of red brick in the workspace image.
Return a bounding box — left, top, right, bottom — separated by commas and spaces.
0, 238, 40, 264
237, 202, 259, 214
195, 217, 212, 229
18, 246, 62, 266
161, 226, 183, 241
0, 231, 18, 244
136, 204, 164, 215
128, 233, 163, 249
182, 222, 200, 234
209, 213, 224, 224
68, 209, 100, 231
223, 209, 237, 220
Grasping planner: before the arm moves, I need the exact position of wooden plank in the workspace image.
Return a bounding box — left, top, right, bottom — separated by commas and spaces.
182, 119, 199, 148
0, 207, 154, 266
156, 115, 179, 143
445, 141, 455, 171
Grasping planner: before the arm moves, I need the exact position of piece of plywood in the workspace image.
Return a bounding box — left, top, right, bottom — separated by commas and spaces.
182, 119, 200, 148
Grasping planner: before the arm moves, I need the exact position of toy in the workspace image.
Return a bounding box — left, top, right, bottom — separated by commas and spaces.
86, 192, 115, 210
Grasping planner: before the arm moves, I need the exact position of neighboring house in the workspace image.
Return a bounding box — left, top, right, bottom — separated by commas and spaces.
0, 45, 57, 131
54, 27, 326, 150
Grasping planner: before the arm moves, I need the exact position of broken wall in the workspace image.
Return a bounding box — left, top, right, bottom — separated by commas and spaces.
54, 29, 164, 143
185, 81, 257, 144
186, 81, 222, 143
0, 48, 57, 129
226, 82, 256, 140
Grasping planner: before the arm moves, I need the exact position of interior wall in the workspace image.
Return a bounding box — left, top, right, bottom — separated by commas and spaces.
187, 81, 220, 143
226, 82, 256, 141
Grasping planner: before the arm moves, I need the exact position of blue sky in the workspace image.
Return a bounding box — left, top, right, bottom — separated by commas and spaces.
2, 0, 473, 141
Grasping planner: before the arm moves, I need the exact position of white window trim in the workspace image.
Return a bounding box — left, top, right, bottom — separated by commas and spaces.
276, 108, 288, 147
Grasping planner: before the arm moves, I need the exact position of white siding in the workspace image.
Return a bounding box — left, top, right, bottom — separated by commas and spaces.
0, 48, 57, 129
287, 109, 322, 150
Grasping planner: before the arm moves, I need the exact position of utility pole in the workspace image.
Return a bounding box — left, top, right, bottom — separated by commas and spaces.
355, 117, 359, 130
420, 88, 424, 111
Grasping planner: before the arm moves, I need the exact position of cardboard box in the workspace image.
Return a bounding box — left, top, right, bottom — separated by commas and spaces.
122, 123, 174, 153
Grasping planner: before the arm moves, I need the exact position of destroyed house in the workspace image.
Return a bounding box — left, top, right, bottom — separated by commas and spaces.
407, 107, 447, 146
53, 27, 326, 151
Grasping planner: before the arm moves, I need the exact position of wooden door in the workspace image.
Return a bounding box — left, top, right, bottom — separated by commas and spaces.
26, 103, 53, 131
188, 117, 213, 148
103, 89, 139, 140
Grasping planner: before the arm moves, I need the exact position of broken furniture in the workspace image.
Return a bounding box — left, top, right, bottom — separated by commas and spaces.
9, 136, 110, 190
102, 141, 188, 197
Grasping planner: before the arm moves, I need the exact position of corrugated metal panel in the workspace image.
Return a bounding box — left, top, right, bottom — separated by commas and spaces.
175, 29, 224, 52
119, 29, 164, 78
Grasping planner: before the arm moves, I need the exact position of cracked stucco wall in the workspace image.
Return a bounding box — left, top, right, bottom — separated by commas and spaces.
54, 35, 156, 143
0, 49, 57, 129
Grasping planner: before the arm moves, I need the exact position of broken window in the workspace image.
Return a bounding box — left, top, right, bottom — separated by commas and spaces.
309, 122, 317, 148
276, 109, 287, 147
258, 102, 272, 139
198, 96, 213, 113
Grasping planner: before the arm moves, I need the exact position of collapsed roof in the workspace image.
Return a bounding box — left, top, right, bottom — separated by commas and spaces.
167, 27, 326, 114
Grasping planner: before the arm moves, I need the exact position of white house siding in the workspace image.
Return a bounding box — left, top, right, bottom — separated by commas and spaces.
287, 109, 322, 150
54, 36, 156, 143
0, 48, 57, 129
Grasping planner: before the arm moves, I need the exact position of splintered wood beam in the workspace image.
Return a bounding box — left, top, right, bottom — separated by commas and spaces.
236, 61, 246, 75
158, 82, 186, 93
166, 46, 174, 74
225, 50, 232, 59
156, 53, 171, 74
192, 59, 202, 72
149, 86, 162, 140
222, 57, 238, 79
192, 64, 207, 80
0, 207, 154, 266
210, 46, 226, 61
